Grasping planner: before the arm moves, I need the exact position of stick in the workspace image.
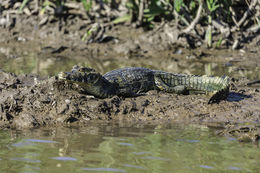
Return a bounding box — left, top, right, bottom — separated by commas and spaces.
231, 0, 258, 32
137, 0, 144, 26
183, 0, 203, 33
212, 19, 230, 37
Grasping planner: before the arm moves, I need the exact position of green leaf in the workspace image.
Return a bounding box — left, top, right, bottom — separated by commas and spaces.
126, 2, 134, 9
19, 0, 29, 12
174, 0, 183, 13
206, 0, 211, 10
81, 0, 92, 12
207, 0, 219, 12
112, 15, 131, 24
40, 0, 54, 15
189, 1, 196, 10
147, 16, 155, 22
215, 37, 223, 48
211, 4, 219, 11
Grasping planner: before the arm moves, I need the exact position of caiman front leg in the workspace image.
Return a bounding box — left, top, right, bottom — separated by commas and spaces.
117, 85, 146, 97
154, 76, 189, 94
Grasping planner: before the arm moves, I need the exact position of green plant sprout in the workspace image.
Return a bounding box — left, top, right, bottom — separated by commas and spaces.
206, 0, 219, 48
19, 0, 29, 12
81, 0, 92, 12
40, 0, 55, 16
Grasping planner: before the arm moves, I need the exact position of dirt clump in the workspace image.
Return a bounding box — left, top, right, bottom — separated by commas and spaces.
216, 124, 260, 143
0, 70, 260, 141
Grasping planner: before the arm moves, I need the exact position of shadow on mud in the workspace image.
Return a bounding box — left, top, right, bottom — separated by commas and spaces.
227, 92, 252, 102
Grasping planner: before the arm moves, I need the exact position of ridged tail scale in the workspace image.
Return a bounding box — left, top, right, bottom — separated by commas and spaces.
153, 71, 230, 103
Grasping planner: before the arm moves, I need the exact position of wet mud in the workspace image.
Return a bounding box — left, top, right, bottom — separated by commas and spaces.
1, 10, 260, 142
0, 69, 260, 142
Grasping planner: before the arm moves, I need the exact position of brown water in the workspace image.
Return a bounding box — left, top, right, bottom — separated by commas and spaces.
1, 47, 260, 172
1, 123, 260, 173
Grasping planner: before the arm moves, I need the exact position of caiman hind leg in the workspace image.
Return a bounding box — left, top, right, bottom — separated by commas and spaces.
154, 76, 189, 94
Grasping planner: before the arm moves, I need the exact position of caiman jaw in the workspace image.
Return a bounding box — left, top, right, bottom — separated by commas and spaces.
58, 72, 67, 80
58, 71, 102, 85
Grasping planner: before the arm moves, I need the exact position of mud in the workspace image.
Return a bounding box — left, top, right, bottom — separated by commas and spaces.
0, 69, 260, 141
1, 7, 260, 142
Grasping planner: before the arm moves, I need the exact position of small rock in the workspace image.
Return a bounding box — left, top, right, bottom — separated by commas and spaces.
65, 99, 71, 104
17, 37, 26, 42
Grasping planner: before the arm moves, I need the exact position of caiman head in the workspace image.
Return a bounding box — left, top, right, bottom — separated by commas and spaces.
58, 71, 101, 84
58, 65, 100, 85
58, 69, 105, 97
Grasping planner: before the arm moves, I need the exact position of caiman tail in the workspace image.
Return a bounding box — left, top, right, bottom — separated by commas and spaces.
153, 71, 230, 104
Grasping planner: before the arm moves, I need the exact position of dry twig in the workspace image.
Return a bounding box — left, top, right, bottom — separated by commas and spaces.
231, 0, 258, 32
137, 0, 144, 26
183, 0, 203, 33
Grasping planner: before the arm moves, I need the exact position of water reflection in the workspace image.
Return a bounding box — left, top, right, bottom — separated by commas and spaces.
25, 139, 58, 143
10, 157, 41, 163
199, 165, 214, 169
12, 141, 36, 147
123, 164, 145, 169
51, 157, 77, 161
81, 167, 126, 172
0, 123, 260, 172
0, 47, 259, 80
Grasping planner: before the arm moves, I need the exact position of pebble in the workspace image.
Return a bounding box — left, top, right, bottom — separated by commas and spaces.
65, 99, 71, 104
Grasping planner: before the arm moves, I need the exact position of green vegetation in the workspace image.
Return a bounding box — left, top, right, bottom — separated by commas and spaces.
205, 0, 219, 48
81, 0, 92, 12
9, 0, 260, 48
19, 0, 29, 12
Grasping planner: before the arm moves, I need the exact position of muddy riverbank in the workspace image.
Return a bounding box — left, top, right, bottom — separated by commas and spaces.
0, 69, 260, 141
1, 1, 260, 142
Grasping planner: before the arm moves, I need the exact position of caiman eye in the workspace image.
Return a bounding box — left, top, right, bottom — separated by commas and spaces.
87, 74, 95, 83
91, 74, 100, 83
65, 72, 71, 80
